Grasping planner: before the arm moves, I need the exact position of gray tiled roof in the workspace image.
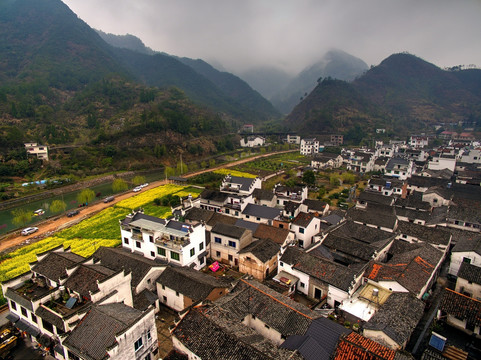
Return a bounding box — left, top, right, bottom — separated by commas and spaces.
396, 221, 451, 246
385, 157, 410, 170
235, 219, 260, 234
64, 303, 144, 360
225, 176, 256, 191
292, 212, 316, 227
452, 236, 481, 255
321, 234, 386, 262
328, 220, 394, 244
242, 203, 282, 219
200, 189, 229, 203
63, 264, 115, 299
211, 223, 250, 239
364, 292, 424, 346
157, 266, 230, 301
184, 207, 215, 223
252, 188, 275, 201
133, 289, 158, 311
457, 262, 481, 285
213, 279, 317, 337
239, 239, 280, 263
93, 247, 165, 290
303, 199, 328, 212
348, 204, 397, 229
280, 247, 359, 291
31, 251, 85, 283
281, 317, 351, 360
172, 308, 288, 360
357, 191, 394, 206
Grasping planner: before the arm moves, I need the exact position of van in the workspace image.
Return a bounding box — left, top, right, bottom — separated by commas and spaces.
104, 196, 115, 203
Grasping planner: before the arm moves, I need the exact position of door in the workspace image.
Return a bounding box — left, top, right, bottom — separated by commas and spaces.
314, 287, 322, 300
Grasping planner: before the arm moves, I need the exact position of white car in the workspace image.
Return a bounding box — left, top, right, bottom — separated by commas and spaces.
21, 227, 38, 236
133, 186, 142, 192
141, 183, 149, 188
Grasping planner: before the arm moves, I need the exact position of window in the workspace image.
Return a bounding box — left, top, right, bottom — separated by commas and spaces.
298, 240, 304, 248
170, 251, 180, 261
299, 228, 305, 234
134, 337, 143, 352
124, 237, 129, 245
42, 319, 54, 334
150, 251, 155, 258
246, 215, 250, 219
162, 284, 165, 290
214, 237, 222, 244
163, 296, 167, 302
216, 251, 221, 257
176, 291, 179, 297
31, 314, 37, 323
463, 257, 472, 264
21, 307, 27, 317
299, 282, 305, 288
228, 241, 236, 248
200, 257, 205, 265
190, 248, 195, 257
10, 300, 16, 311
149, 235, 154, 243
228, 255, 233, 261
257, 217, 261, 221
136, 241, 141, 248
280, 261, 284, 267
144, 354, 151, 360
199, 242, 204, 251
157, 247, 166, 256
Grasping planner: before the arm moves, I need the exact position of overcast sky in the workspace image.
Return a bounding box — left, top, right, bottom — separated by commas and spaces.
63, 0, 481, 75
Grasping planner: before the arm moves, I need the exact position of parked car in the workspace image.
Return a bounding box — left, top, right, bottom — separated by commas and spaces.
133, 186, 142, 192
140, 183, 149, 188
66, 209, 80, 217
21, 227, 38, 236
103, 196, 115, 203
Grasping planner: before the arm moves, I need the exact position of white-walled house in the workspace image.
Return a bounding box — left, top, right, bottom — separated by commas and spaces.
120, 211, 207, 270
240, 136, 265, 147
409, 136, 429, 148
290, 212, 321, 249
428, 154, 457, 172
24, 142, 49, 161
61, 303, 158, 360
448, 237, 481, 277
300, 138, 320, 155
220, 175, 262, 196
384, 158, 413, 180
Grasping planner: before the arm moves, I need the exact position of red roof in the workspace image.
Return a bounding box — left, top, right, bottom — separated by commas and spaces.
334, 332, 397, 360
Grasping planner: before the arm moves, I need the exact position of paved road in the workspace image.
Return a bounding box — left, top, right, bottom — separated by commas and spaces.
0, 149, 297, 254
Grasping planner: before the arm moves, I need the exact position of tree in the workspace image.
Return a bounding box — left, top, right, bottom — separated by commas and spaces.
330, 175, 340, 187
50, 200, 67, 213
132, 176, 146, 186
11, 209, 32, 227
112, 178, 128, 192
176, 162, 188, 175
302, 170, 316, 185
165, 166, 176, 178
77, 189, 95, 205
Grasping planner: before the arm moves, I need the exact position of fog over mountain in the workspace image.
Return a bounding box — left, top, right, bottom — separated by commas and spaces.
63, 0, 481, 75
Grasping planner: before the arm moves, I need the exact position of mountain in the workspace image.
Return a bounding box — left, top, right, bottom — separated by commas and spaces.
271, 50, 369, 114
96, 31, 280, 123
239, 66, 293, 100
96, 30, 156, 55
285, 53, 481, 139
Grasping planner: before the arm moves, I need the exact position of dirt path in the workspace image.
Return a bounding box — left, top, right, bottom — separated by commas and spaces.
0, 149, 296, 253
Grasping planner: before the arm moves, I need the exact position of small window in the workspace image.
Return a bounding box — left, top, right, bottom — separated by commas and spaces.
199, 242, 204, 251
190, 248, 195, 257
279, 223, 284, 229
228, 255, 233, 261
246, 215, 250, 219
214, 237, 222, 244
150, 251, 155, 257
21, 307, 27, 317
170, 251, 180, 261
134, 337, 143, 352
299, 282, 305, 288
280, 261, 284, 267
216, 251, 221, 257
200, 257, 205, 265
31, 314, 37, 323
299, 228, 305, 234
149, 235, 154, 243
257, 217, 261, 221
144, 354, 151, 360
228, 240, 236, 248
157, 247, 166, 256
136, 241, 141, 248
463, 257, 472, 264
162, 284, 165, 290
176, 291, 179, 297
10, 300, 16, 311
124, 237, 129, 245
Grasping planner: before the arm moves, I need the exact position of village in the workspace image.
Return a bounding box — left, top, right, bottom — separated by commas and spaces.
2, 131, 481, 360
